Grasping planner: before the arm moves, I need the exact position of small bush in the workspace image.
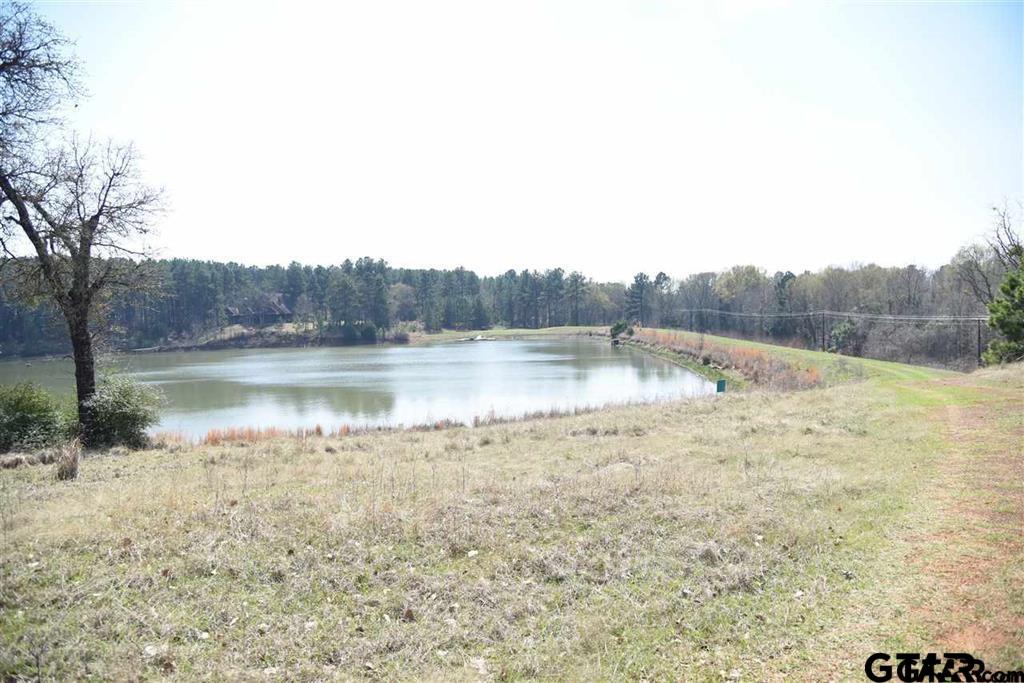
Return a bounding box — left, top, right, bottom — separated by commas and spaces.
339, 322, 360, 343
829, 319, 866, 355
0, 382, 64, 452
610, 321, 628, 338
392, 331, 410, 344
360, 323, 378, 343
84, 376, 164, 449
982, 339, 1024, 365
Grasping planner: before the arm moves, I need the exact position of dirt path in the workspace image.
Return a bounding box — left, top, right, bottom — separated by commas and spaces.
917, 381, 1024, 666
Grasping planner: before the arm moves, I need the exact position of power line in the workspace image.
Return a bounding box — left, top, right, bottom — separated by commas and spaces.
676, 308, 988, 324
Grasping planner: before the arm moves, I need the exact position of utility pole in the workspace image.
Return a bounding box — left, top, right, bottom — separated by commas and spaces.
977, 319, 982, 367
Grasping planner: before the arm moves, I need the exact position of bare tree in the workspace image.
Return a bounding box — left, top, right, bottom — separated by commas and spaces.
989, 203, 1023, 271
954, 243, 999, 308
1, 139, 161, 443
955, 205, 1023, 309
1, 4, 161, 445
892, 265, 926, 313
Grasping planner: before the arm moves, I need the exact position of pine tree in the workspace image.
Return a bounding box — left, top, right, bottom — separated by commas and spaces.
626, 273, 650, 326
983, 253, 1024, 364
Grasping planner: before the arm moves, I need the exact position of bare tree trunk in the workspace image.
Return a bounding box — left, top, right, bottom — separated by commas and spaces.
67, 311, 97, 446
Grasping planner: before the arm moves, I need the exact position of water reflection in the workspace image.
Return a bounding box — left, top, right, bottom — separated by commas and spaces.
0, 339, 714, 437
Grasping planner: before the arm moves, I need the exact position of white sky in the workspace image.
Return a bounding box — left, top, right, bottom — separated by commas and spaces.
40, 0, 1024, 282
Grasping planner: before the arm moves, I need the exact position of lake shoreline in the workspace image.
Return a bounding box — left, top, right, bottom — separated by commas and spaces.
3, 334, 716, 443
128, 326, 735, 388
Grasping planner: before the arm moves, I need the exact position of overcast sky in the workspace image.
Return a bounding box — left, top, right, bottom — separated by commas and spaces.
38, 0, 1023, 282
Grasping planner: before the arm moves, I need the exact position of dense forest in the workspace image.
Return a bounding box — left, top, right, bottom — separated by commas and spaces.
0, 218, 1017, 369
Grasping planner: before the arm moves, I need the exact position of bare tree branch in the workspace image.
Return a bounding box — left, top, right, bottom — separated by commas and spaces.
988, 203, 1023, 271
0, 1, 81, 155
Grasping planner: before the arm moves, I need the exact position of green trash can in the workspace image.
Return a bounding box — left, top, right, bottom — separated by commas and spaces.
716, 379, 726, 393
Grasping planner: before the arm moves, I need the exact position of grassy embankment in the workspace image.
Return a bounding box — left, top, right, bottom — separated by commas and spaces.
1, 328, 1021, 680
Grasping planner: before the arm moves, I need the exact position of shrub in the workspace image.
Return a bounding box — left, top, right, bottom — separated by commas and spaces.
339, 322, 360, 343
392, 331, 410, 344
982, 339, 1024, 365
829, 319, 865, 355
360, 323, 378, 343
0, 382, 65, 452
84, 375, 164, 449
610, 321, 628, 338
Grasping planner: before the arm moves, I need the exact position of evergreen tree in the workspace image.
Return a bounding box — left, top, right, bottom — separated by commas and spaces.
541, 268, 565, 326
567, 271, 586, 326
472, 296, 490, 329
327, 270, 358, 327
626, 273, 651, 325
284, 261, 306, 309
983, 253, 1024, 364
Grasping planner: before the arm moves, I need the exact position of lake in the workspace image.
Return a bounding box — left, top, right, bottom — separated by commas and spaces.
0, 338, 714, 438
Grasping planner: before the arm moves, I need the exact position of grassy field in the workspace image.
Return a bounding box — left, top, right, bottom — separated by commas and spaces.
1, 329, 1021, 680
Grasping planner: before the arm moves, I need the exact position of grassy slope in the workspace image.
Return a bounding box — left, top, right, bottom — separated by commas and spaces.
1, 330, 1021, 680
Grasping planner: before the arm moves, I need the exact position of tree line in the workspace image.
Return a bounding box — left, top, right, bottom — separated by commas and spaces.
1, 209, 1019, 369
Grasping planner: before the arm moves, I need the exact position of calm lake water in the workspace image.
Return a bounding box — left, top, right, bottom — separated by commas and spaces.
0, 338, 713, 438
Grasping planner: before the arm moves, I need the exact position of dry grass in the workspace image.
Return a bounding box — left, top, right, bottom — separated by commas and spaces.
53, 440, 81, 481
196, 408, 650, 449
0, 344, 1020, 680
628, 328, 825, 390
